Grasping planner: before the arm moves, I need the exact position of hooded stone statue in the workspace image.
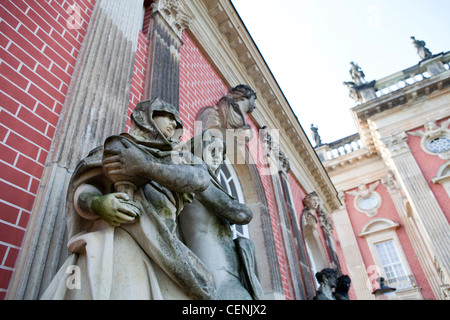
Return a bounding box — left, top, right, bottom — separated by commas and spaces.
41, 98, 220, 300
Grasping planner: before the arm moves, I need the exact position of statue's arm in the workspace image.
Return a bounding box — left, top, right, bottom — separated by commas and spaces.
103, 141, 210, 195
195, 183, 253, 225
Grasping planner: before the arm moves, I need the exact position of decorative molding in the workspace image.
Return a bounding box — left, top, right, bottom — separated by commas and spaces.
381, 172, 401, 194
407, 118, 450, 160
151, 0, 192, 39
380, 131, 410, 158
262, 127, 291, 174
346, 181, 382, 217
358, 218, 400, 238
188, 0, 340, 212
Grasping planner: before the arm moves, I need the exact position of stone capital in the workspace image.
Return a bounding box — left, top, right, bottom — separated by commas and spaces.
380, 131, 410, 158
152, 0, 192, 38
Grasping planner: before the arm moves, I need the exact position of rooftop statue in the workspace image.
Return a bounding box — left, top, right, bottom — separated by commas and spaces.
42, 98, 221, 300
411, 36, 433, 60
179, 129, 264, 300
310, 123, 323, 147
349, 61, 367, 86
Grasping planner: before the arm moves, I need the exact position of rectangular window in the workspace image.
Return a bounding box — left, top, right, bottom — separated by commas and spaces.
375, 240, 412, 290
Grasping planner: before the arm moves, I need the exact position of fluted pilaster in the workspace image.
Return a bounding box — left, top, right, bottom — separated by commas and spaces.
7, 0, 145, 299
381, 132, 450, 285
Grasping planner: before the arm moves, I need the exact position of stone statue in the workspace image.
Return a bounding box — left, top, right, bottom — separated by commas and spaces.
349, 62, 366, 86
41, 98, 221, 300
179, 129, 264, 300
196, 84, 257, 141
333, 274, 351, 300
411, 36, 432, 60
310, 124, 323, 147
302, 191, 320, 228
314, 268, 338, 300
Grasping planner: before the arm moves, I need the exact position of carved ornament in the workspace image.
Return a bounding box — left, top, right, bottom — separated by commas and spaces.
346, 181, 382, 217
380, 131, 410, 158
152, 0, 192, 38
407, 119, 450, 160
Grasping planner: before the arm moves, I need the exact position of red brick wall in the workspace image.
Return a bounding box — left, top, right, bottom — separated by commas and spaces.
407, 118, 449, 222
0, 0, 95, 299
179, 32, 299, 299
126, 30, 148, 132
179, 33, 228, 140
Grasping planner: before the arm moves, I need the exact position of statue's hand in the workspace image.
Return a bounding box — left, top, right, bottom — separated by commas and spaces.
103, 139, 148, 179
91, 193, 140, 226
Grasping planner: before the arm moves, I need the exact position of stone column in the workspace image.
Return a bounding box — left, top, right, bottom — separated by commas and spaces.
332, 203, 375, 300
143, 0, 191, 109
380, 132, 450, 285
381, 173, 445, 299
6, 0, 145, 299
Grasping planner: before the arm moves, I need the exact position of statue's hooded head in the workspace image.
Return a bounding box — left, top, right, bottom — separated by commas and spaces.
130, 98, 183, 151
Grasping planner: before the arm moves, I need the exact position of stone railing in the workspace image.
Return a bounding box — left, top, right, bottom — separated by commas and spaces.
374, 52, 450, 99
315, 133, 364, 161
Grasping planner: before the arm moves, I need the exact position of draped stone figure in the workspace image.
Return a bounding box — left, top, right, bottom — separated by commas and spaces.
411, 36, 433, 60
179, 129, 264, 300
41, 98, 220, 300
195, 84, 257, 143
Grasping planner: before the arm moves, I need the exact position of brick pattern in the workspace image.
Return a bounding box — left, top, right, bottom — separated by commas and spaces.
125, 30, 148, 132
0, 0, 95, 299
179, 33, 229, 141
179, 32, 299, 298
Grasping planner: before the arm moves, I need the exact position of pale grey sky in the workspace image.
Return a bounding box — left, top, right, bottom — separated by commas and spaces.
231, 0, 450, 144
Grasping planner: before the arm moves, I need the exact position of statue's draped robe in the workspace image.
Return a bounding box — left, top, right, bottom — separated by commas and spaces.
41, 99, 220, 300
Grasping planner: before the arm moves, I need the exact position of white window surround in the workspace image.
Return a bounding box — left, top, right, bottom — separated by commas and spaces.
431, 160, 450, 198
358, 218, 422, 298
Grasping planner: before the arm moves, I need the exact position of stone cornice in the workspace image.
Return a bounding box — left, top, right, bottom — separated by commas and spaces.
351, 68, 450, 158
186, 0, 340, 211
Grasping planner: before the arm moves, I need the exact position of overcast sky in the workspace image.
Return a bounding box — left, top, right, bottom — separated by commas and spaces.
231, 0, 450, 145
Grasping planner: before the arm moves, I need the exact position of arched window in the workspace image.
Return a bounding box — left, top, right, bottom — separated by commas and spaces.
359, 218, 422, 298
216, 160, 249, 239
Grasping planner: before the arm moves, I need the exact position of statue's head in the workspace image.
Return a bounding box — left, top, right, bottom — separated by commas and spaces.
303, 191, 320, 210
336, 275, 351, 293
228, 84, 257, 114
130, 98, 183, 150
189, 128, 226, 173
315, 268, 338, 288
203, 133, 225, 173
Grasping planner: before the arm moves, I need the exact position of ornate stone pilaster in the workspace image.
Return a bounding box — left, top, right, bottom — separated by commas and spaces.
143, 0, 192, 109
381, 172, 446, 299
6, 0, 145, 299
380, 132, 450, 286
